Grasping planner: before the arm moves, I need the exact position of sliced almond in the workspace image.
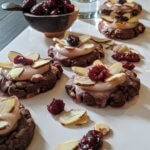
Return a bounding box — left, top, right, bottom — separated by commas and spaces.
95, 122, 110, 136
74, 113, 89, 126
56, 140, 78, 150
8, 51, 22, 62
8, 67, 24, 79
59, 110, 86, 126
126, 0, 134, 3
26, 53, 40, 61
92, 37, 112, 43
124, 2, 134, 7
74, 76, 95, 86
79, 43, 95, 50
0, 97, 17, 114
113, 45, 129, 53
79, 35, 91, 44
0, 121, 9, 130
101, 16, 113, 23
0, 62, 13, 69
109, 62, 123, 75
53, 38, 67, 46
123, 13, 131, 19
72, 66, 88, 76
128, 16, 138, 23
109, 0, 117, 4
32, 59, 50, 69
105, 73, 126, 84
93, 60, 103, 66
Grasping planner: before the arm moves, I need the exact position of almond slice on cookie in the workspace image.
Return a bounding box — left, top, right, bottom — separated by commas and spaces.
8, 67, 24, 80
72, 66, 88, 76
8, 51, 22, 62
74, 76, 95, 86
26, 53, 40, 61
109, 62, 123, 75
0, 62, 13, 69
32, 59, 50, 69
0, 121, 9, 130
0, 97, 17, 114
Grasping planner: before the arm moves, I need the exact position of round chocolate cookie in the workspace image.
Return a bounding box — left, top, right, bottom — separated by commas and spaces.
100, 1, 142, 17
0, 104, 35, 150
65, 70, 140, 107
48, 40, 104, 67
0, 61, 62, 99
98, 21, 145, 40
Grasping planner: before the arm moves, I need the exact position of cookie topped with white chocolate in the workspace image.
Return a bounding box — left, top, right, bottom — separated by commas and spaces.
99, 0, 145, 40
0, 51, 62, 99
66, 60, 140, 107
48, 33, 109, 67
0, 96, 35, 150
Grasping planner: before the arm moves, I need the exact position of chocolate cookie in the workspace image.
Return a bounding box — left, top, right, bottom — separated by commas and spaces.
99, 21, 145, 40
48, 44, 104, 67
48, 34, 105, 67
0, 98, 35, 150
100, 1, 142, 17
65, 60, 140, 108
0, 51, 63, 99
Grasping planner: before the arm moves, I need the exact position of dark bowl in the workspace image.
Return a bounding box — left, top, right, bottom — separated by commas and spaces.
23, 7, 79, 37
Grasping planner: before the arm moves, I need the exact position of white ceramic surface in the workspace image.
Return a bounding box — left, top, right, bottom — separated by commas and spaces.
1, 3, 150, 149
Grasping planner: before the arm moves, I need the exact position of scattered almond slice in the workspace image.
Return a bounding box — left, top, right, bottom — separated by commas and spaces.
79, 35, 91, 44
109, 62, 123, 75
105, 73, 126, 84
101, 15, 113, 23
126, 0, 135, 3
92, 37, 112, 43
79, 43, 95, 50
59, 110, 86, 126
94, 122, 110, 136
0, 62, 13, 69
0, 121, 9, 130
74, 113, 89, 126
32, 59, 50, 69
8, 51, 22, 62
113, 45, 130, 53
26, 53, 40, 61
93, 60, 103, 66
0, 97, 17, 114
72, 66, 88, 76
74, 76, 95, 86
53, 38, 67, 46
56, 140, 79, 150
8, 67, 24, 80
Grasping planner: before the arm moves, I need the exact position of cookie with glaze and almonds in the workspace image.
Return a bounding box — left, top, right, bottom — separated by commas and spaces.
48, 33, 108, 67
65, 60, 140, 107
0, 51, 63, 99
0, 96, 35, 150
99, 0, 145, 40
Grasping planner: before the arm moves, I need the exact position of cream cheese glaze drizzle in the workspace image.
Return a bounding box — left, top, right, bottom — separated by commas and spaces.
0, 98, 21, 135
9, 63, 50, 81
55, 43, 95, 58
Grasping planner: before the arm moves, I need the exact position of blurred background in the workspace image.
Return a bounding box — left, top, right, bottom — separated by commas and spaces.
0, 0, 103, 50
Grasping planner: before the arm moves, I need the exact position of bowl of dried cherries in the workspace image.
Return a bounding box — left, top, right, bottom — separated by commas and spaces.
22, 0, 78, 37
